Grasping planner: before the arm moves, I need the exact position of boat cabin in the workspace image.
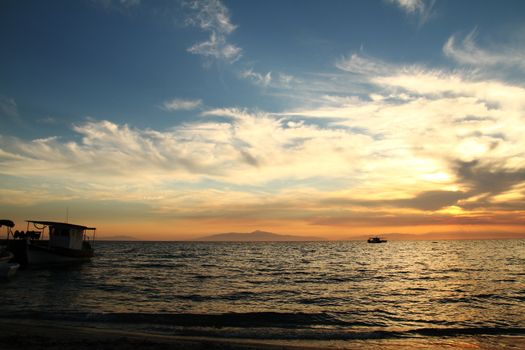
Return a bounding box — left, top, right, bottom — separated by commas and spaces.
26, 220, 96, 251
49, 224, 85, 250
367, 236, 387, 243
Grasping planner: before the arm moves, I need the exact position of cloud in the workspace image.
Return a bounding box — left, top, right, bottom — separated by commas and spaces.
4, 72, 524, 218
281, 49, 525, 219
388, 0, 424, 13
386, 0, 435, 26
0, 111, 373, 187
240, 69, 272, 87
93, 0, 242, 62
323, 190, 466, 211
335, 53, 399, 76
393, 190, 466, 211
188, 32, 242, 62
454, 160, 525, 198
443, 29, 525, 72
3, 27, 525, 232
2, 87, 525, 228
162, 98, 202, 111
371, 66, 525, 109
278, 73, 295, 87
309, 210, 525, 227
185, 0, 242, 63
202, 107, 251, 119
240, 68, 296, 89
0, 113, 372, 225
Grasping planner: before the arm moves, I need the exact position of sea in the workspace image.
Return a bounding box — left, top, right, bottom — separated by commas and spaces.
2, 239, 525, 348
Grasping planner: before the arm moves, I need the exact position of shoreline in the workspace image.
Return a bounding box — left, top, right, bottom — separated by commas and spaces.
2, 319, 525, 350
1, 319, 317, 350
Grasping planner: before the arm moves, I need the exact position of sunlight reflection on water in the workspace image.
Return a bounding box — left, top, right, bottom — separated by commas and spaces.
2, 240, 524, 336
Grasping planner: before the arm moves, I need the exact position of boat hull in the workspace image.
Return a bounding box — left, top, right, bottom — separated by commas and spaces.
367, 238, 387, 243
3, 240, 93, 266
27, 244, 93, 265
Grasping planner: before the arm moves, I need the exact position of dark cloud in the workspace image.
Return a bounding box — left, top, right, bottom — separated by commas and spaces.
460, 197, 525, 211
454, 160, 525, 196
391, 190, 466, 211
309, 211, 525, 227
453, 115, 496, 123
321, 160, 525, 213
465, 131, 506, 140
322, 190, 466, 211
448, 160, 525, 211
239, 150, 260, 167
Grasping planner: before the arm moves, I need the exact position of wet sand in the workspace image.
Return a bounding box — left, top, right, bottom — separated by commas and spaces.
1, 320, 524, 350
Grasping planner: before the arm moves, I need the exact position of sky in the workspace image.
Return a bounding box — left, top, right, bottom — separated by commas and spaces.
1, 0, 525, 240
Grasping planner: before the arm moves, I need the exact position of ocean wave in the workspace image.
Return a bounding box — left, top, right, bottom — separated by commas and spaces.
3, 311, 524, 340
1, 311, 349, 328
173, 326, 525, 340
410, 327, 525, 337
5, 312, 525, 341
434, 293, 511, 304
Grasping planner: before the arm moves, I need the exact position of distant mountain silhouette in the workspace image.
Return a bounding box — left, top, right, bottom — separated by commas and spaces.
197, 230, 325, 242
98, 235, 138, 241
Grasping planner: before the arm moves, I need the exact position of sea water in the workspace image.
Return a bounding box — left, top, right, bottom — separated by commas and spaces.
1, 240, 524, 347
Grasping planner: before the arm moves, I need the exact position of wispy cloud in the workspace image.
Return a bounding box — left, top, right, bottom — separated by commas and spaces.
240, 69, 272, 87
335, 53, 399, 76
162, 98, 202, 111
386, 0, 435, 26
185, 0, 242, 63
443, 28, 525, 72
239, 68, 297, 89
388, 0, 425, 14
278, 73, 295, 87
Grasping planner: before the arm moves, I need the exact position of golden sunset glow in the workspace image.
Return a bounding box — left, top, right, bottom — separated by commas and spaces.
1, 0, 525, 241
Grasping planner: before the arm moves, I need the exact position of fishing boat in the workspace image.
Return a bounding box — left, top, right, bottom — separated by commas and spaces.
6, 220, 96, 266
367, 236, 387, 243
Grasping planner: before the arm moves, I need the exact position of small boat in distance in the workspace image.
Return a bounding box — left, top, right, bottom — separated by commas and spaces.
6, 220, 96, 266
367, 236, 387, 243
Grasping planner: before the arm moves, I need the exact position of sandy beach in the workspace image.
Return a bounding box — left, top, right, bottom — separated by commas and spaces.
1, 319, 524, 350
